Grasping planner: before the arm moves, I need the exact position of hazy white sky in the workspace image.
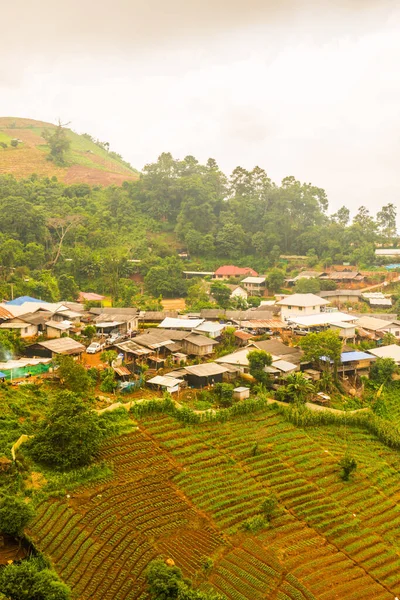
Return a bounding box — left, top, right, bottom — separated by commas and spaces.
1, 0, 399, 214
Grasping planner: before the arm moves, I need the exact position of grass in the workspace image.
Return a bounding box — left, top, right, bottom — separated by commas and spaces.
0, 118, 138, 185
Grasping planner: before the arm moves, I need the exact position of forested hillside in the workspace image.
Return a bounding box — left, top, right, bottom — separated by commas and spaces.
0, 152, 397, 302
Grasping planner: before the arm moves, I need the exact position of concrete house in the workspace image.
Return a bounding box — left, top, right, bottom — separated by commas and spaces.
0, 317, 39, 338
213, 265, 258, 280
92, 308, 139, 335
241, 276, 266, 296
276, 293, 330, 319
227, 285, 248, 301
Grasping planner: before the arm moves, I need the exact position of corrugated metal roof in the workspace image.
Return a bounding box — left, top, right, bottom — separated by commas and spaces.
113, 366, 131, 376
37, 338, 85, 354
183, 334, 218, 347
6, 296, 46, 306
159, 317, 204, 329
0, 306, 14, 320
184, 363, 228, 377
340, 351, 376, 363
147, 375, 183, 387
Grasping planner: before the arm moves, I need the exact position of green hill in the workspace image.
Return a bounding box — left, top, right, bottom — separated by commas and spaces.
0, 117, 138, 185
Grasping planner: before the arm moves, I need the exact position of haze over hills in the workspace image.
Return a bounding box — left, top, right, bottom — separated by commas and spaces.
0, 117, 138, 186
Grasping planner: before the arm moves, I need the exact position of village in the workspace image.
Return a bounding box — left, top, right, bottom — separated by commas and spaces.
1, 257, 400, 411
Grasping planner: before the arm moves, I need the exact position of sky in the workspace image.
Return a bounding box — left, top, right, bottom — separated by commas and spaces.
1, 0, 399, 215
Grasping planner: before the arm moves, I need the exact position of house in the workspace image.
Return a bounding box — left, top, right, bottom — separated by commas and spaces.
286, 271, 326, 285
276, 293, 330, 319
338, 351, 376, 375
368, 344, 400, 364
226, 285, 248, 301
237, 319, 286, 333
0, 317, 39, 338
181, 334, 218, 356
329, 322, 356, 341
183, 270, 214, 278
234, 330, 255, 346
78, 292, 105, 303
241, 276, 266, 296
213, 265, 258, 280
158, 317, 204, 329
139, 311, 178, 323
194, 321, 225, 339
45, 320, 73, 339
287, 312, 356, 331
265, 360, 299, 377
361, 293, 392, 308
215, 348, 252, 372
92, 308, 138, 335
147, 375, 184, 394
249, 339, 304, 364
0, 306, 13, 323
355, 316, 400, 340
375, 249, 400, 257
182, 363, 228, 388
25, 338, 86, 359
318, 290, 362, 304
321, 271, 365, 283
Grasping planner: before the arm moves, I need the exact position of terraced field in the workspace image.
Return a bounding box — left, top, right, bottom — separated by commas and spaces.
30, 407, 400, 599
0, 117, 138, 185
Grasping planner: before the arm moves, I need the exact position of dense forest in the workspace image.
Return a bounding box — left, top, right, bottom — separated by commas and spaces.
0, 153, 397, 302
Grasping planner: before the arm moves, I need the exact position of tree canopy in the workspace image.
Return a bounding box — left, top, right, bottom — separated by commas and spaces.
28, 391, 103, 470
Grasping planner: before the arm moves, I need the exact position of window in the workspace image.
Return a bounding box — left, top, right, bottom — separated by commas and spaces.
288, 306, 292, 310
396, 331, 399, 336
313, 306, 316, 310
298, 307, 303, 311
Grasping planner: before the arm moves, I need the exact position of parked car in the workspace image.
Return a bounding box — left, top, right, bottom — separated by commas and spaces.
87, 341, 105, 354
107, 333, 121, 345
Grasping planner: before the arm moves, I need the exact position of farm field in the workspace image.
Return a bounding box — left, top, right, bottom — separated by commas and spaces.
0, 117, 138, 185
29, 406, 400, 600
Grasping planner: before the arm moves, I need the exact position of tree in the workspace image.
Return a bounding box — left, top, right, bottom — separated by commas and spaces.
29, 392, 103, 470
0, 558, 71, 600
56, 356, 92, 394
213, 383, 234, 407
247, 349, 272, 385
0, 496, 35, 537
260, 494, 277, 521
377, 203, 397, 240
100, 350, 118, 366
145, 258, 187, 298
300, 330, 342, 379
145, 559, 223, 600
42, 121, 71, 166
370, 357, 397, 385
82, 325, 96, 341
382, 332, 397, 346
294, 277, 321, 294
100, 368, 118, 393
266, 268, 285, 293
58, 274, 79, 301
0, 330, 25, 361
10, 139, 18, 148
339, 455, 357, 481
210, 281, 231, 309
47, 215, 82, 268
285, 372, 315, 404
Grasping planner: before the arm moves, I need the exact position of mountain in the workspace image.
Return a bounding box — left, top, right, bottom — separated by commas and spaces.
0, 117, 138, 185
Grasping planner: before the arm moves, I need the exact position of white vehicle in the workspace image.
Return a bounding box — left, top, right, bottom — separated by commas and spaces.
86, 342, 105, 354
107, 333, 121, 345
